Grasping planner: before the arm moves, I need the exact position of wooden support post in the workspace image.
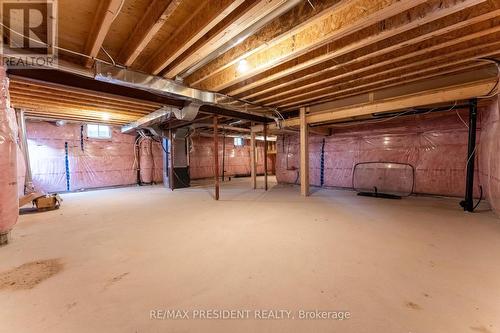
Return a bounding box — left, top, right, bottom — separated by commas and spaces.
222, 131, 226, 182
214, 116, 220, 200
264, 123, 268, 191
169, 129, 174, 191
300, 107, 310, 196
250, 130, 257, 190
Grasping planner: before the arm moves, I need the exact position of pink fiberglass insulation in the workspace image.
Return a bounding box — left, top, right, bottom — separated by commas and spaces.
26, 121, 162, 192
277, 109, 483, 197
139, 138, 163, 184
478, 95, 500, 215
0, 71, 19, 235
189, 136, 273, 180
16, 145, 26, 196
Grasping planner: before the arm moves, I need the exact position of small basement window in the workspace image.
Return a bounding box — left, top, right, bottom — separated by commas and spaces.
234, 137, 245, 147
87, 124, 111, 139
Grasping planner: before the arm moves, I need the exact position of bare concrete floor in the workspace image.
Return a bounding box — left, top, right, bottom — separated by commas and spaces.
1, 177, 500, 333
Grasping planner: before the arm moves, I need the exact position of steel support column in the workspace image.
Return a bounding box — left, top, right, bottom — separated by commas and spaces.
461, 98, 478, 212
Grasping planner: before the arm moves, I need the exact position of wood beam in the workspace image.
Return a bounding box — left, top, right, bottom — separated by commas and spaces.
143, 0, 245, 75
288, 79, 498, 127
248, 9, 500, 103
83, 0, 124, 68
7, 70, 185, 108
225, 0, 490, 98
251, 78, 497, 132
169, 130, 175, 190
9, 101, 140, 122
185, 0, 341, 87
9, 90, 153, 114
10, 77, 163, 108
264, 123, 268, 191
280, 63, 490, 110
277, 41, 500, 108
300, 107, 309, 197
10, 84, 156, 112
195, 0, 478, 92
214, 116, 220, 200
251, 130, 257, 190
163, 0, 288, 79
9, 95, 149, 117
21, 109, 135, 124
24, 112, 129, 125
117, 0, 183, 67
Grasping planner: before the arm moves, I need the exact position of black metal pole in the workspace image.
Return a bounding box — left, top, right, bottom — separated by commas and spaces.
462, 98, 478, 212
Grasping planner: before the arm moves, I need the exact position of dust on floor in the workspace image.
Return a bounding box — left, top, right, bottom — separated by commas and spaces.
0, 259, 64, 291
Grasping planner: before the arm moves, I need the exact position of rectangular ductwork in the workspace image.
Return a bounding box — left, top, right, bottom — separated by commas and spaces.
95, 63, 276, 118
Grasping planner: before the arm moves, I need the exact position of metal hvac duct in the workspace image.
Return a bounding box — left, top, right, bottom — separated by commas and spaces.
95, 63, 276, 117
121, 102, 202, 133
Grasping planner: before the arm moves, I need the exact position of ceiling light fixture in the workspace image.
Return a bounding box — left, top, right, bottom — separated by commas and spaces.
237, 59, 250, 73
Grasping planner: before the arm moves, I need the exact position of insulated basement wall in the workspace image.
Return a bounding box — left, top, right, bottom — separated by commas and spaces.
16, 145, 26, 195
478, 95, 500, 215
138, 138, 163, 184
190, 136, 273, 179
277, 109, 483, 197
25, 121, 162, 193
0, 66, 18, 237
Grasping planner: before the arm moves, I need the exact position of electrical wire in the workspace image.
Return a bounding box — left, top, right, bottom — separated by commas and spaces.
0, 22, 118, 66
306, 0, 316, 10
455, 109, 469, 129
328, 101, 459, 128
101, 47, 116, 66
476, 58, 500, 99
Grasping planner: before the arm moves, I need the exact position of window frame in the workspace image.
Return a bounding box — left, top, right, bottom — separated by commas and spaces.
86, 124, 112, 140
234, 137, 245, 147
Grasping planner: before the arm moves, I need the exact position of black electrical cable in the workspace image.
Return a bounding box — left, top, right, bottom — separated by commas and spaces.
473, 185, 483, 211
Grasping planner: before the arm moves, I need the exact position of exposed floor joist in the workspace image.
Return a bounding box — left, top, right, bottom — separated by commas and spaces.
83, 0, 124, 68
194, 0, 482, 93
117, 0, 183, 67
288, 79, 497, 127
142, 0, 245, 75
248, 6, 500, 104
183, 0, 342, 86
162, 0, 291, 79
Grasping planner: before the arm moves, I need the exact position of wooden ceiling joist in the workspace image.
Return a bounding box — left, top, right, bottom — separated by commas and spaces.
83, 0, 124, 68
142, 0, 246, 75
14, 104, 139, 123
194, 0, 485, 93
117, 0, 183, 67
184, 0, 342, 87
10, 93, 151, 116
268, 34, 500, 108
280, 61, 493, 110
246, 7, 500, 103
10, 84, 155, 113
10, 95, 148, 118
252, 78, 497, 131
163, 0, 286, 78
162, 0, 292, 79
222, 0, 490, 99
24, 112, 130, 126
9, 76, 163, 109
299, 79, 497, 126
